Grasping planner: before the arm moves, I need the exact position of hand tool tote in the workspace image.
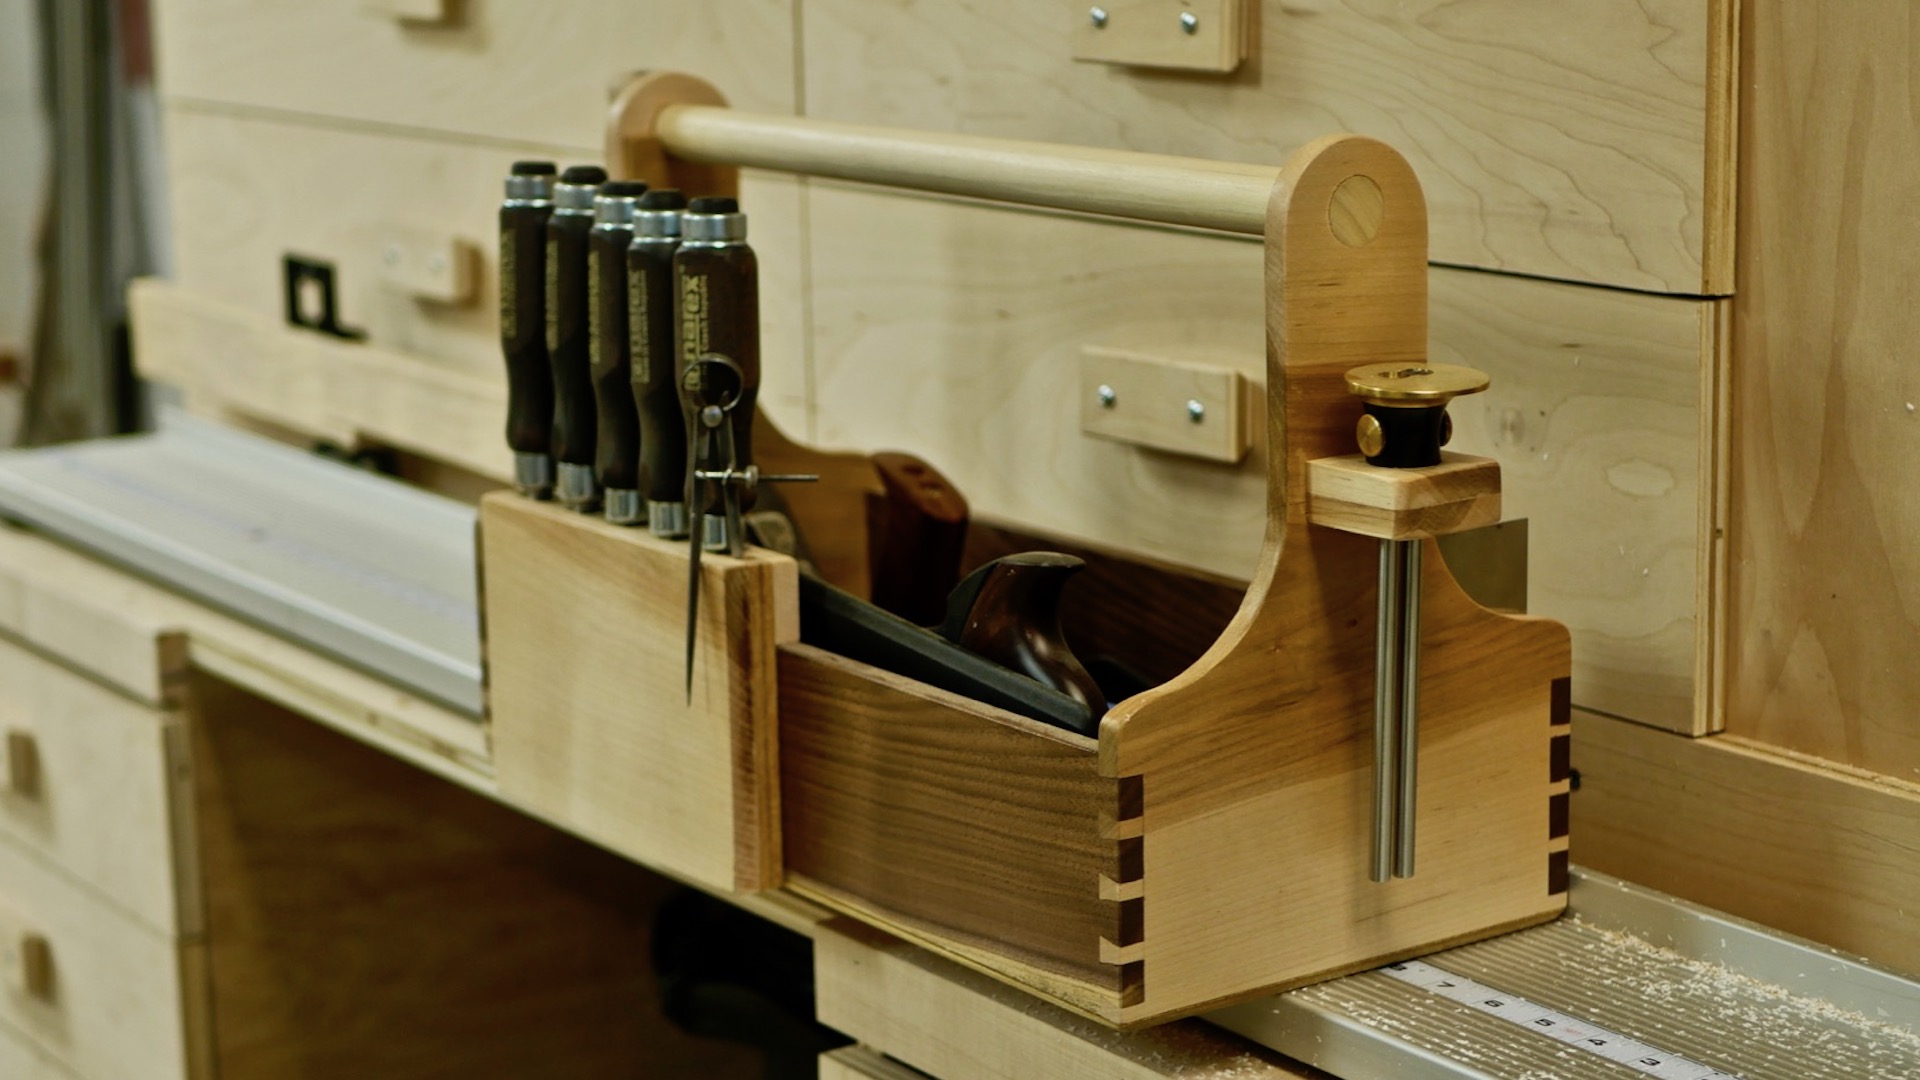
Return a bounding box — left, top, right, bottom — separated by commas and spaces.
479, 71, 1572, 1029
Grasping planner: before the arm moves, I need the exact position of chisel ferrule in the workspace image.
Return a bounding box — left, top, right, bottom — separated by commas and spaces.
553, 180, 598, 215
633, 209, 683, 242
701, 514, 729, 552
513, 452, 554, 500
603, 488, 644, 526
593, 189, 642, 230
503, 173, 554, 204
680, 209, 747, 244
648, 501, 689, 539
556, 462, 600, 513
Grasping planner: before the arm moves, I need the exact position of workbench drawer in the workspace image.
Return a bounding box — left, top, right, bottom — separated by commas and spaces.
0, 837, 198, 1080
0, 638, 193, 937
806, 185, 1725, 734
0, 1018, 81, 1080
803, 0, 1735, 295
157, 107, 809, 448
151, 0, 797, 149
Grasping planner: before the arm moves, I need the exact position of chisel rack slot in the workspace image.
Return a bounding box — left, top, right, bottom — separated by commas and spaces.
479, 70, 1572, 1029
481, 495, 795, 894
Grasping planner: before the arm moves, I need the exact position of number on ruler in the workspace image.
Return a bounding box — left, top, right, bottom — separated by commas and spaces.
1378, 960, 1745, 1080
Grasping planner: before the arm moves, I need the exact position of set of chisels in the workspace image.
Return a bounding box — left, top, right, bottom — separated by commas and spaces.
496, 162, 1104, 733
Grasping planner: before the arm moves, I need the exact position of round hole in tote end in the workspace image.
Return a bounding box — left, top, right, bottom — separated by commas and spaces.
1329, 174, 1385, 247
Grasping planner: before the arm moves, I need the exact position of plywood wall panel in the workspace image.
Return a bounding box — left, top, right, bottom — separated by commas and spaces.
1727, 0, 1920, 782
802, 0, 1728, 294
803, 185, 1712, 728
159, 108, 811, 431
152, 0, 796, 151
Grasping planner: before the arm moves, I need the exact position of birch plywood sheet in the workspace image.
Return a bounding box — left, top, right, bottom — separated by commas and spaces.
1728, 0, 1920, 780
152, 0, 796, 150
803, 0, 1733, 293
159, 108, 810, 426
815, 921, 1324, 1079
804, 184, 1715, 731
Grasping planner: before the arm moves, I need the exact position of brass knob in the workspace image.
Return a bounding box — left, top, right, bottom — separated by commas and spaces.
1343, 363, 1489, 467
1345, 362, 1490, 406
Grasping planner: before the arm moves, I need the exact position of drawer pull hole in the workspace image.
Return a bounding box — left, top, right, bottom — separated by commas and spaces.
4, 731, 38, 798
15, 933, 52, 1001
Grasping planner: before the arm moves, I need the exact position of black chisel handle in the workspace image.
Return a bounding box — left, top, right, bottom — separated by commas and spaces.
630, 188, 689, 536
498, 160, 555, 496
675, 196, 760, 517
546, 164, 607, 509
589, 180, 647, 521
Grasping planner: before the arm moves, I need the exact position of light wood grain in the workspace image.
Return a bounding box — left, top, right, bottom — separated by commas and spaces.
1072, 0, 1247, 74
153, 107, 812, 445
1093, 135, 1568, 1024
606, 71, 737, 202
820, 1047, 933, 1080
1726, 0, 1920, 782
774, 137, 1566, 1026
1440, 284, 1723, 735
0, 518, 827, 939
1079, 345, 1250, 463
1571, 709, 1920, 981
814, 920, 1325, 1080
779, 645, 1124, 1011
0, 525, 185, 709
658, 105, 1279, 235
0, 1017, 81, 1080
186, 672, 763, 1078
0, 521, 491, 790
0, 640, 193, 937
360, 0, 456, 26
0, 836, 193, 1080
1306, 453, 1501, 540
369, 226, 475, 305
804, 185, 1715, 731
482, 493, 796, 893
134, 277, 511, 478
802, 0, 1729, 293
151, 0, 796, 150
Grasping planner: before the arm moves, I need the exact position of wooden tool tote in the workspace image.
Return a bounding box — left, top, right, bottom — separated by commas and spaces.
480, 71, 1572, 1028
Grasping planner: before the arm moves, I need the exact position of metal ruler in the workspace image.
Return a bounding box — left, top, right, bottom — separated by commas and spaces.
1380, 960, 1739, 1080
0, 410, 482, 714
1211, 869, 1920, 1080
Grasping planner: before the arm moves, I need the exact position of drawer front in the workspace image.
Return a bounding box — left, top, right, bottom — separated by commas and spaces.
820, 1048, 931, 1080
0, 639, 190, 936
0, 1018, 81, 1080
152, 0, 796, 149
803, 0, 1732, 295
160, 107, 809, 432
0, 838, 192, 1080
804, 185, 1718, 731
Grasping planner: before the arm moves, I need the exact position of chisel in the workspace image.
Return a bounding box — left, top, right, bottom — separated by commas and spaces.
677, 197, 815, 696
589, 179, 649, 525
628, 188, 690, 539
497, 160, 556, 498
677, 195, 761, 554
1345, 362, 1489, 882
545, 164, 608, 513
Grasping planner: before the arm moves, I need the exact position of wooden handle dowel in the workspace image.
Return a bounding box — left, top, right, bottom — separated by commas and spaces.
654, 106, 1279, 235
